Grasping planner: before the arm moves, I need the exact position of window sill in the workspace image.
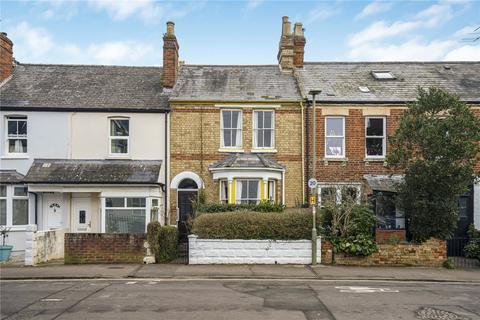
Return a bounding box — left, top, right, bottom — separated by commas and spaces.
218, 148, 244, 153
1, 155, 30, 160
251, 149, 277, 153
364, 157, 386, 162
106, 155, 131, 160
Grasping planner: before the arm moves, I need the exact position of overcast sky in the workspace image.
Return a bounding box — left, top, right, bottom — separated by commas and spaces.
1, 0, 479, 66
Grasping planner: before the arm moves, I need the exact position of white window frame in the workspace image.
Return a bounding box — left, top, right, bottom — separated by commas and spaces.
365, 117, 386, 159
220, 109, 243, 149
317, 184, 361, 207
325, 117, 345, 158
219, 180, 229, 204
104, 197, 147, 233
236, 179, 260, 204
109, 117, 130, 156
0, 184, 29, 228
5, 116, 28, 156
253, 110, 275, 149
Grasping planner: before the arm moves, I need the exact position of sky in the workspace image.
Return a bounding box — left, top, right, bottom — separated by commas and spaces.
1, 0, 479, 66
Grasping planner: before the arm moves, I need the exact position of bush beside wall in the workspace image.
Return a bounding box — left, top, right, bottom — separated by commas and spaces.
192, 211, 320, 240
146, 223, 178, 263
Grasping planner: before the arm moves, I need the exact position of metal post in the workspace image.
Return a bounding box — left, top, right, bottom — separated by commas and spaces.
309, 90, 321, 265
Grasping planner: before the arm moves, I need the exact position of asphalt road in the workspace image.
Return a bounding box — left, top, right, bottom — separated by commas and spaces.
1, 279, 479, 320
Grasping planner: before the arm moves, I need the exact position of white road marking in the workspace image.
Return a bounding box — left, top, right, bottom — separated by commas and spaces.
335, 286, 399, 293
126, 281, 137, 285
148, 281, 157, 285
41, 298, 63, 302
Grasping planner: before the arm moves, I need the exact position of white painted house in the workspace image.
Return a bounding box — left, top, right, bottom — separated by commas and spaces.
0, 31, 173, 258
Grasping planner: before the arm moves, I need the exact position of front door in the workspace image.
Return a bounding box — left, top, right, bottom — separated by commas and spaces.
177, 191, 197, 242
73, 198, 92, 232
44, 193, 64, 230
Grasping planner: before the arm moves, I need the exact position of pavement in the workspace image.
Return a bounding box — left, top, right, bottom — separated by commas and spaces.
1, 263, 479, 282
1, 278, 480, 319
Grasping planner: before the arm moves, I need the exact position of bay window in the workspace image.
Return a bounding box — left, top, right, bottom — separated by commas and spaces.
110, 118, 129, 155
325, 117, 345, 158
365, 117, 386, 158
267, 180, 275, 202
0, 184, 29, 227
236, 179, 260, 204
221, 110, 242, 148
253, 110, 275, 148
105, 197, 146, 233
220, 180, 229, 204
6, 116, 27, 154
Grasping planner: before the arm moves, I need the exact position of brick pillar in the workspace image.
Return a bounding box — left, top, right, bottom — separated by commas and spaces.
293, 22, 305, 68
277, 16, 294, 71
161, 21, 179, 88
0, 32, 13, 82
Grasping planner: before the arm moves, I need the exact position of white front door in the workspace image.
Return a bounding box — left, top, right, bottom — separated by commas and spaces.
73, 198, 92, 232
44, 193, 64, 230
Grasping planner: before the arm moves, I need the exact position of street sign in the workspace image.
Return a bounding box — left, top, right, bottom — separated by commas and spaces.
310, 196, 316, 205
308, 178, 317, 189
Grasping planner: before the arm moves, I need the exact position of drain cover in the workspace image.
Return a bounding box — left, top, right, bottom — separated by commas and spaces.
107, 266, 124, 269
417, 307, 470, 320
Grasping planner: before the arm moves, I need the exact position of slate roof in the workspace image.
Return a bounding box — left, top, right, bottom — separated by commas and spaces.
363, 174, 404, 192
0, 64, 169, 111
296, 62, 480, 103
209, 153, 285, 170
25, 159, 162, 184
0, 170, 25, 184
171, 65, 301, 101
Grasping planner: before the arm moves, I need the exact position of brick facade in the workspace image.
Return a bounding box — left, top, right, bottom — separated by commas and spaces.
376, 229, 407, 243
0, 32, 13, 82
169, 103, 304, 223
64, 233, 146, 264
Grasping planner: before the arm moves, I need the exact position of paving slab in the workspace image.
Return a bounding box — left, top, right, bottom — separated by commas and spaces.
174, 265, 253, 278
250, 265, 317, 278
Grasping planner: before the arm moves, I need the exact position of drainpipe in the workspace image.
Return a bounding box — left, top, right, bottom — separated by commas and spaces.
305, 99, 309, 205
164, 109, 169, 226
300, 101, 305, 204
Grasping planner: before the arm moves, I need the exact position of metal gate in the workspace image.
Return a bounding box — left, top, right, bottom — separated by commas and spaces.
447, 237, 479, 268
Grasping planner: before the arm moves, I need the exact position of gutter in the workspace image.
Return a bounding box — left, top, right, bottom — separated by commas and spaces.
0, 106, 170, 113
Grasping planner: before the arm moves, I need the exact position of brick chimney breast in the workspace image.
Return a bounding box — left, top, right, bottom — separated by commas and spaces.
161, 21, 179, 88
277, 16, 294, 71
0, 32, 14, 82
293, 22, 305, 68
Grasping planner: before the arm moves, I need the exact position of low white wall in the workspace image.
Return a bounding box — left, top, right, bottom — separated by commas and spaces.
25, 225, 66, 266
188, 235, 321, 264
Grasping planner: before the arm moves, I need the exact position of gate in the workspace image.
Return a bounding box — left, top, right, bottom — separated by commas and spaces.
447, 237, 479, 268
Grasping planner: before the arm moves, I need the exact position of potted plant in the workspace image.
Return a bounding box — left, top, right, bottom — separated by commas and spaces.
0, 226, 13, 262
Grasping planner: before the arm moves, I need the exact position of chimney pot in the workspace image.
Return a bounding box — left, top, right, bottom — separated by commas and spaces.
294, 22, 304, 36
166, 21, 175, 36
281, 16, 291, 35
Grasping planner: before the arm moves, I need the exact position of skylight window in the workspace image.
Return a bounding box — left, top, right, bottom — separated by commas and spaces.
371, 71, 395, 80
359, 86, 370, 93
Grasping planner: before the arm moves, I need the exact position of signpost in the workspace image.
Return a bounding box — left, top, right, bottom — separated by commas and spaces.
308, 177, 318, 265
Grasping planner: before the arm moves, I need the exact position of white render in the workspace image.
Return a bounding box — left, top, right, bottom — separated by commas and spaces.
24, 225, 66, 266
188, 235, 321, 264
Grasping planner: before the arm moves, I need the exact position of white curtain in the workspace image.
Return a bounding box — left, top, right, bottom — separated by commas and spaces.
14, 140, 26, 153
236, 180, 242, 203
234, 111, 242, 147
253, 111, 258, 147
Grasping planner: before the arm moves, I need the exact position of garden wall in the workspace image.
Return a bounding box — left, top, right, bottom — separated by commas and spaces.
64, 233, 146, 264
321, 238, 446, 267
188, 235, 322, 264
25, 225, 66, 266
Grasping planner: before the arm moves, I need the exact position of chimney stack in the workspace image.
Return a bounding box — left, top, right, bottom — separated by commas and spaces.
293, 22, 305, 68
277, 16, 294, 71
161, 21, 179, 88
0, 32, 13, 82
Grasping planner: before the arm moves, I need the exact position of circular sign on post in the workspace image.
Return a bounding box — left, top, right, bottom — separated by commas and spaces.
308, 178, 317, 189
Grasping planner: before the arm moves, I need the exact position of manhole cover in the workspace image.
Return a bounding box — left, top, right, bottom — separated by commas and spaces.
416, 307, 470, 320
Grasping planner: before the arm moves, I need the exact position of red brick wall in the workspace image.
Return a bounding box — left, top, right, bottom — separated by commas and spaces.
376, 229, 407, 243
64, 233, 146, 264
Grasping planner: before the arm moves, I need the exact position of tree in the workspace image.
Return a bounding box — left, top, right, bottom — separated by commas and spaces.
388, 87, 480, 242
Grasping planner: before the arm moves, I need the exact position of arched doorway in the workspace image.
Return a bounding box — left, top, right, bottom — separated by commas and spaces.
177, 178, 198, 242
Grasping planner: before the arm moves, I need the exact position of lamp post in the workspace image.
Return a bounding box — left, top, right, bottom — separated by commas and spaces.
308, 90, 321, 265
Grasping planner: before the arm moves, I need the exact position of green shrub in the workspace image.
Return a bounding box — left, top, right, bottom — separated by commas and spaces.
334, 234, 377, 256
157, 226, 178, 262
443, 257, 455, 269
146, 223, 178, 263
192, 210, 320, 240
196, 200, 285, 214
387, 235, 401, 245
147, 221, 162, 256
464, 224, 480, 261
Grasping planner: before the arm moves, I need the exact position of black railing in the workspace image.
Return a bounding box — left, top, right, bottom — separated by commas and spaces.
447, 237, 479, 268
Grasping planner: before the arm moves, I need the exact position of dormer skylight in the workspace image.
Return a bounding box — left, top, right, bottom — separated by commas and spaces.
371, 71, 395, 80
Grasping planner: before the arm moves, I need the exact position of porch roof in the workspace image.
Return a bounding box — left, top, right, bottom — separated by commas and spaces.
209, 153, 285, 170
24, 159, 162, 185
363, 174, 404, 193
0, 170, 25, 184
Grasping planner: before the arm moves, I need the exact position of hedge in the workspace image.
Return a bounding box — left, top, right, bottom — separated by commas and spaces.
146, 222, 178, 262
191, 210, 321, 240
196, 201, 284, 213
